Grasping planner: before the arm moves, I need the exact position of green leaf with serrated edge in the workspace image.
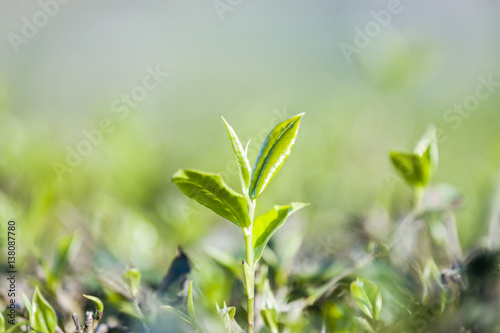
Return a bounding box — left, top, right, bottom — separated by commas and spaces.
0, 311, 5, 333
242, 261, 254, 298
172, 169, 250, 227
187, 281, 197, 324
249, 113, 304, 199
83, 294, 104, 314
31, 287, 57, 333
161, 306, 192, 325
122, 268, 141, 298
350, 279, 382, 320
253, 202, 308, 262
221, 116, 252, 192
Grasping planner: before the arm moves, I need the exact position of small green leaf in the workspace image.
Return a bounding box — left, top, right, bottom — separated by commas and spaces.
414, 124, 438, 171
172, 169, 250, 228
122, 268, 141, 298
253, 202, 308, 262
187, 281, 197, 324
53, 233, 80, 281
21, 291, 32, 320
390, 124, 438, 188
242, 261, 254, 299
226, 306, 236, 320
261, 309, 279, 333
221, 116, 252, 193
249, 113, 304, 199
5, 321, 29, 333
261, 280, 279, 333
390, 152, 429, 187
161, 306, 192, 325
31, 287, 57, 333
216, 302, 243, 333
83, 294, 104, 314
350, 278, 382, 320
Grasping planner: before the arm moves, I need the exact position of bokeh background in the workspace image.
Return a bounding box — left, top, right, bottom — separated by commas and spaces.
0, 0, 500, 319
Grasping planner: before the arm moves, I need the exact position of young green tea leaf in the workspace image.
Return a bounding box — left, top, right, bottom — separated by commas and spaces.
187, 281, 197, 325
31, 287, 57, 333
83, 294, 104, 314
122, 268, 141, 298
253, 202, 308, 262
216, 302, 243, 333
390, 151, 430, 187
390, 124, 438, 188
350, 278, 382, 320
172, 169, 251, 227
249, 113, 304, 199
221, 116, 252, 192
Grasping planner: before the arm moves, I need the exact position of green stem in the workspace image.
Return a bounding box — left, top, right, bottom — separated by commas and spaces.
243, 198, 256, 333
413, 186, 425, 213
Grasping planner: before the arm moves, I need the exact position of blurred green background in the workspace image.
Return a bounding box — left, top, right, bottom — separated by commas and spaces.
0, 0, 499, 290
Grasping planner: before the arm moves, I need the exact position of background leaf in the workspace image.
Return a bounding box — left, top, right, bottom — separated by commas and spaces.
249, 113, 304, 199
221, 116, 252, 192
350, 278, 382, 320
31, 287, 57, 333
261, 280, 279, 333
390, 151, 430, 187
161, 306, 192, 326
172, 169, 250, 227
390, 124, 438, 188
122, 268, 142, 298
414, 124, 438, 171
253, 202, 307, 262
216, 302, 243, 333
187, 281, 197, 325
0, 311, 4, 333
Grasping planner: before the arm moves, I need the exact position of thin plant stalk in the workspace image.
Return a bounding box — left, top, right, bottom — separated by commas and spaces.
243, 197, 256, 333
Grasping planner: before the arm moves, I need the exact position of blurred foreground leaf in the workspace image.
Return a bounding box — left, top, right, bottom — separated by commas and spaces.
350, 278, 382, 320
31, 287, 57, 333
